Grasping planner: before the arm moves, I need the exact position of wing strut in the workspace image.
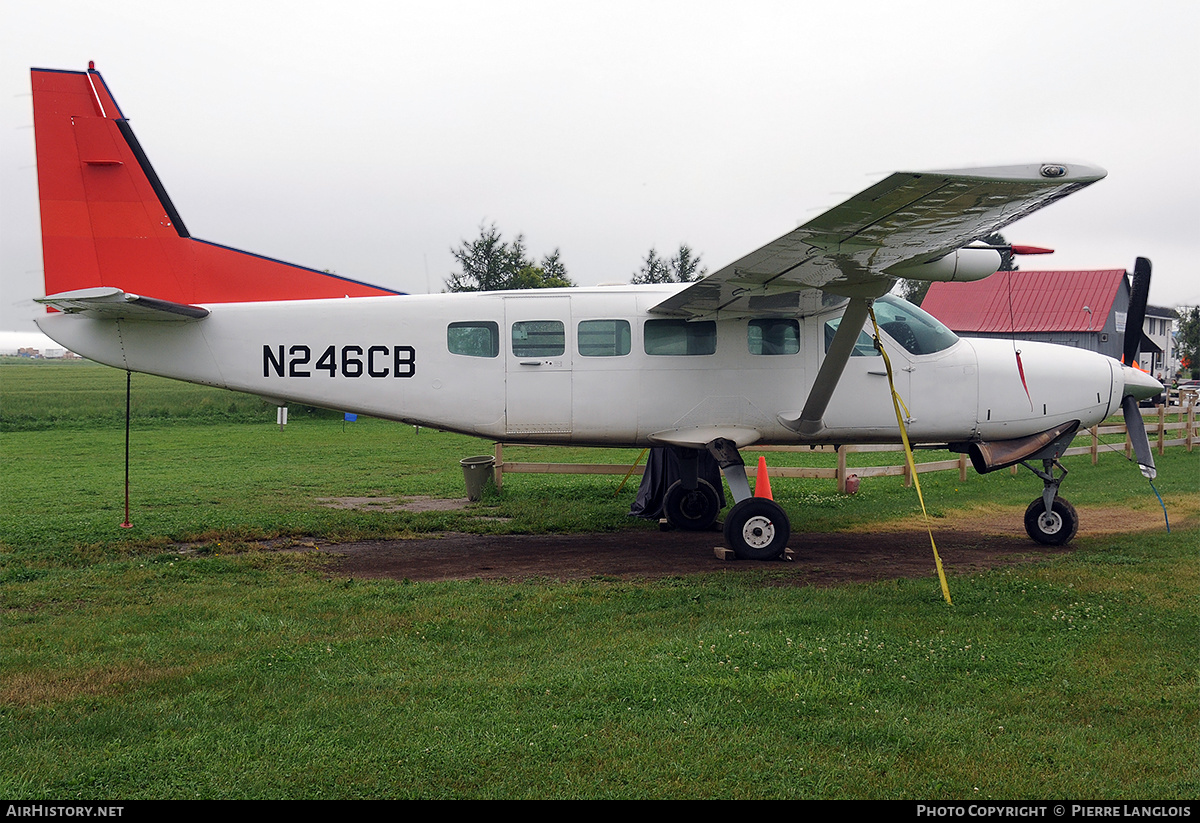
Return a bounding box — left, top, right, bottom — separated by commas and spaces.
779, 297, 872, 437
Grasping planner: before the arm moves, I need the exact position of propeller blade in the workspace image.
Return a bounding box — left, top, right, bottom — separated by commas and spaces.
1123, 257, 1151, 366
1121, 394, 1157, 480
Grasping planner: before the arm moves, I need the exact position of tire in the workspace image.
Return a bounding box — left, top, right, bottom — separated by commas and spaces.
663, 479, 721, 530
1024, 496, 1079, 546
723, 498, 790, 560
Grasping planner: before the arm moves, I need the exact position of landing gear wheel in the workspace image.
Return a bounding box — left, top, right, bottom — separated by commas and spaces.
663, 479, 721, 530
1024, 497, 1079, 546
724, 498, 790, 560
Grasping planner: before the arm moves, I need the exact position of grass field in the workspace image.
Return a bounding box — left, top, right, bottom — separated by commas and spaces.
1, 359, 1197, 799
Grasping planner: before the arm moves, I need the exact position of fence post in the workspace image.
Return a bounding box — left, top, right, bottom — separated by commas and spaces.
958, 453, 967, 482
1158, 404, 1166, 455
1189, 394, 1196, 452
837, 446, 848, 493
493, 442, 504, 490
1187, 393, 1196, 452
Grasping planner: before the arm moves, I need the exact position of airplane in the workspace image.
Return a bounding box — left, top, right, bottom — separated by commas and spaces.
29, 65, 1164, 560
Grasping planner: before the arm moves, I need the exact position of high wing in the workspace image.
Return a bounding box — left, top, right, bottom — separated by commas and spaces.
650, 163, 1106, 319
652, 162, 1108, 438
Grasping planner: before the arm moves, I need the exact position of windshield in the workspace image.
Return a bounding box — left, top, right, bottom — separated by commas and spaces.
871, 294, 959, 355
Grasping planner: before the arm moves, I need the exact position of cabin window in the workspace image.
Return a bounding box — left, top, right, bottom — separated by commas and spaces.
644, 319, 716, 356
447, 321, 500, 358
578, 319, 631, 357
748, 319, 799, 355
512, 320, 565, 358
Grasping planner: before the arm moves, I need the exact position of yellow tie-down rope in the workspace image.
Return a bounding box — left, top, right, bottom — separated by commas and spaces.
615, 448, 649, 496
869, 307, 953, 605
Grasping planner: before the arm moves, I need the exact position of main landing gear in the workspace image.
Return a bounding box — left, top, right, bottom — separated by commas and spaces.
723, 497, 791, 560
660, 439, 791, 561
662, 478, 722, 531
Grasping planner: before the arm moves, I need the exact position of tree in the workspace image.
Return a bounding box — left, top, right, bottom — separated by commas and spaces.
896, 276, 933, 307
445, 224, 574, 292
670, 244, 706, 283
1177, 305, 1200, 378
509, 265, 574, 290
540, 248, 568, 282
631, 248, 670, 284
897, 232, 1016, 306
631, 243, 707, 284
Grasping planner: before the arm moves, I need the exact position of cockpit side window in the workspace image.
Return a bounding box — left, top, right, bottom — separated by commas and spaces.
823, 295, 958, 357
823, 317, 879, 357
872, 294, 959, 355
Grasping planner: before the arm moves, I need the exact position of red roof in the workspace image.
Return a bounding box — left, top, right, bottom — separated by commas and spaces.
920, 270, 1127, 333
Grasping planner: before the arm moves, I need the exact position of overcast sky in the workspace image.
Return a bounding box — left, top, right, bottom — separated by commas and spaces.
2, 0, 1197, 338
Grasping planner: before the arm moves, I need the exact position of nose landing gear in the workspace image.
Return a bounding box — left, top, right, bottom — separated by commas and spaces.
959, 421, 1082, 547
1020, 457, 1079, 546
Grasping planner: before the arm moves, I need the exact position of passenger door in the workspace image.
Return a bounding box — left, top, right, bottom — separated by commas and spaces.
504, 296, 573, 437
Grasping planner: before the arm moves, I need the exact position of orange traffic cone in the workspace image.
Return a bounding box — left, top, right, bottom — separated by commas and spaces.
754, 455, 773, 500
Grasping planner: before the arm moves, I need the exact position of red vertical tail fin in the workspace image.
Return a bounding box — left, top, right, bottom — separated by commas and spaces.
32, 65, 399, 304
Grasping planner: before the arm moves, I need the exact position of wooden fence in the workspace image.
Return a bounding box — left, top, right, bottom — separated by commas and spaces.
492, 394, 1196, 492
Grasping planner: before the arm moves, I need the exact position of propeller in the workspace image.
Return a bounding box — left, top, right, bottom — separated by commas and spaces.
1120, 257, 1159, 480
1123, 257, 1152, 367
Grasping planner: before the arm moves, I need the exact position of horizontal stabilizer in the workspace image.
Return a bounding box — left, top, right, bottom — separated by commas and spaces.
36, 287, 209, 321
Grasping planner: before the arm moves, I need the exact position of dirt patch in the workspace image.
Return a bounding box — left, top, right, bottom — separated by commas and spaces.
319, 526, 1068, 586
847, 502, 1178, 538
202, 503, 1182, 586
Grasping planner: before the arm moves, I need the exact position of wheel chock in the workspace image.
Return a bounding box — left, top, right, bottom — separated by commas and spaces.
713, 546, 794, 562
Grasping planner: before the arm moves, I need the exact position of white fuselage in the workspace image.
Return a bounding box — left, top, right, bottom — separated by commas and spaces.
37, 285, 1124, 449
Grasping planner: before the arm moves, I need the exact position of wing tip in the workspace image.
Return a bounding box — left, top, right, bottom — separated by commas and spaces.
920, 162, 1107, 184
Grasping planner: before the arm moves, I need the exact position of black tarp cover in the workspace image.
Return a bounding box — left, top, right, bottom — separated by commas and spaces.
629, 447, 726, 519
